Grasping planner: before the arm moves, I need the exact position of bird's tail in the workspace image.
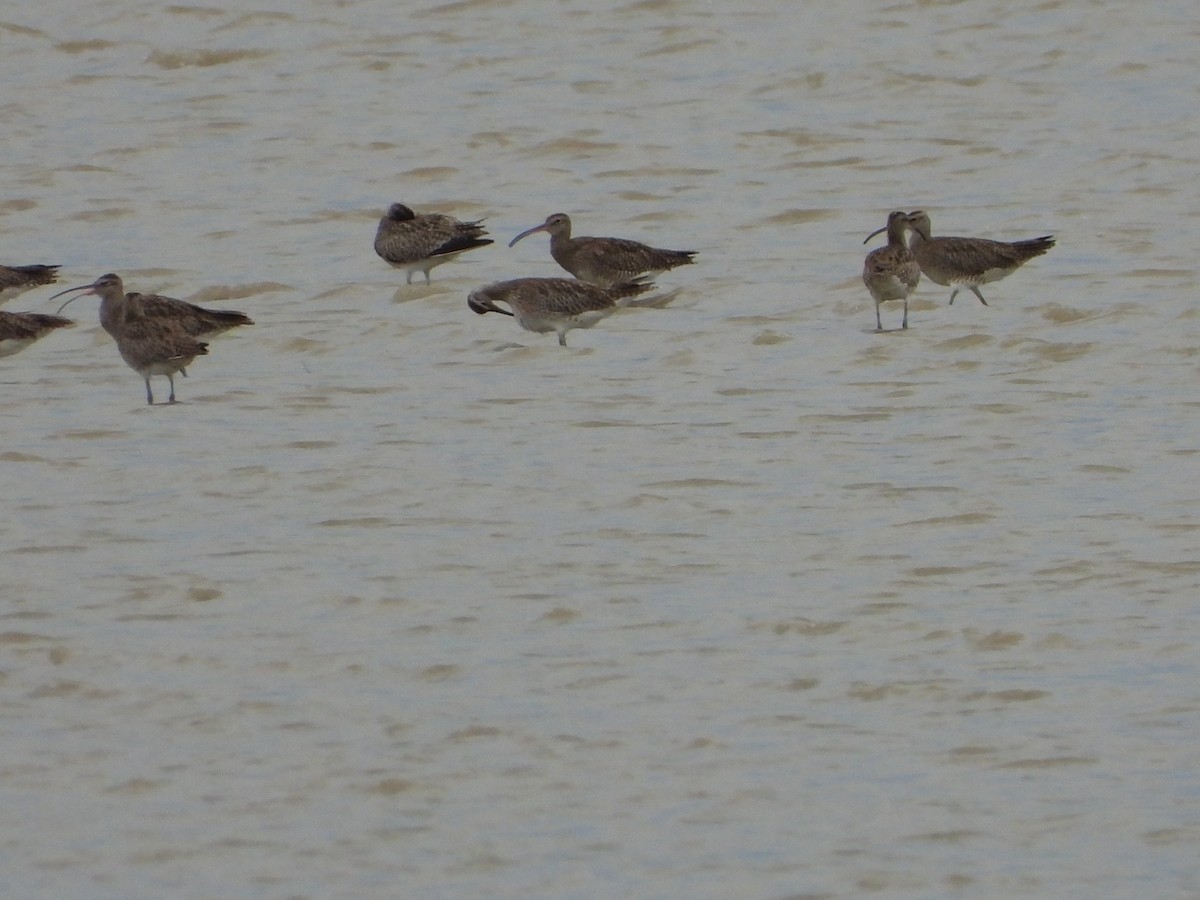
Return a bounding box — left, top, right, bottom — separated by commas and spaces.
610, 279, 657, 305
1014, 235, 1055, 259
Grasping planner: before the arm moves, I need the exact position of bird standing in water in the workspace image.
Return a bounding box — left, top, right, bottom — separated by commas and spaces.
905, 210, 1055, 306
49, 274, 249, 404
862, 211, 921, 332
374, 203, 493, 285
508, 213, 696, 287
468, 276, 657, 347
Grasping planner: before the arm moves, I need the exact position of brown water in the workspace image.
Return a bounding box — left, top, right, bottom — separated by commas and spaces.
2, 1, 1199, 897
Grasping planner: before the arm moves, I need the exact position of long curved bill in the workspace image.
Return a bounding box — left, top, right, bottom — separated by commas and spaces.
508, 223, 550, 248
47, 280, 101, 314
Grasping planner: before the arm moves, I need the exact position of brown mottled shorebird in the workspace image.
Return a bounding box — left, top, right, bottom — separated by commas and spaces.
905, 210, 1055, 306
114, 314, 208, 405
0, 310, 73, 358
0, 264, 60, 302
374, 202, 493, 284
862, 211, 921, 332
468, 277, 656, 346
50, 273, 253, 339
48, 274, 241, 404
508, 213, 696, 287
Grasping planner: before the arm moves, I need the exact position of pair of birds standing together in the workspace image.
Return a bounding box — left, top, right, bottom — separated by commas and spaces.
373, 203, 698, 346
862, 210, 1056, 332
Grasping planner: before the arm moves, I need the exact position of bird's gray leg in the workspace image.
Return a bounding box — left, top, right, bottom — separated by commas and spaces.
875, 303, 883, 333
949, 288, 960, 305
901, 299, 908, 330
167, 374, 177, 404
144, 378, 154, 405
971, 287, 989, 306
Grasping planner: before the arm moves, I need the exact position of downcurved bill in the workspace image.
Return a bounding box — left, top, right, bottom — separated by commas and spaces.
507, 223, 550, 248
47, 281, 100, 314
862, 224, 889, 245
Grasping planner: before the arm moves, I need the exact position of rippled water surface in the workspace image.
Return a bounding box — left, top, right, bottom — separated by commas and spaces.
3, 1, 1199, 897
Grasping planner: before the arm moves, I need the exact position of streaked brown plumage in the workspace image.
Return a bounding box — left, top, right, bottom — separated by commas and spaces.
906, 210, 1055, 306
113, 312, 209, 405
50, 273, 253, 339
468, 277, 655, 346
0, 310, 73, 358
508, 213, 696, 287
0, 264, 60, 302
374, 202, 493, 284
862, 211, 921, 332
47, 274, 236, 404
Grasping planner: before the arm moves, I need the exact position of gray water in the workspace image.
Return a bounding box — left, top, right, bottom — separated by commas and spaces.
2, 1, 1199, 897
